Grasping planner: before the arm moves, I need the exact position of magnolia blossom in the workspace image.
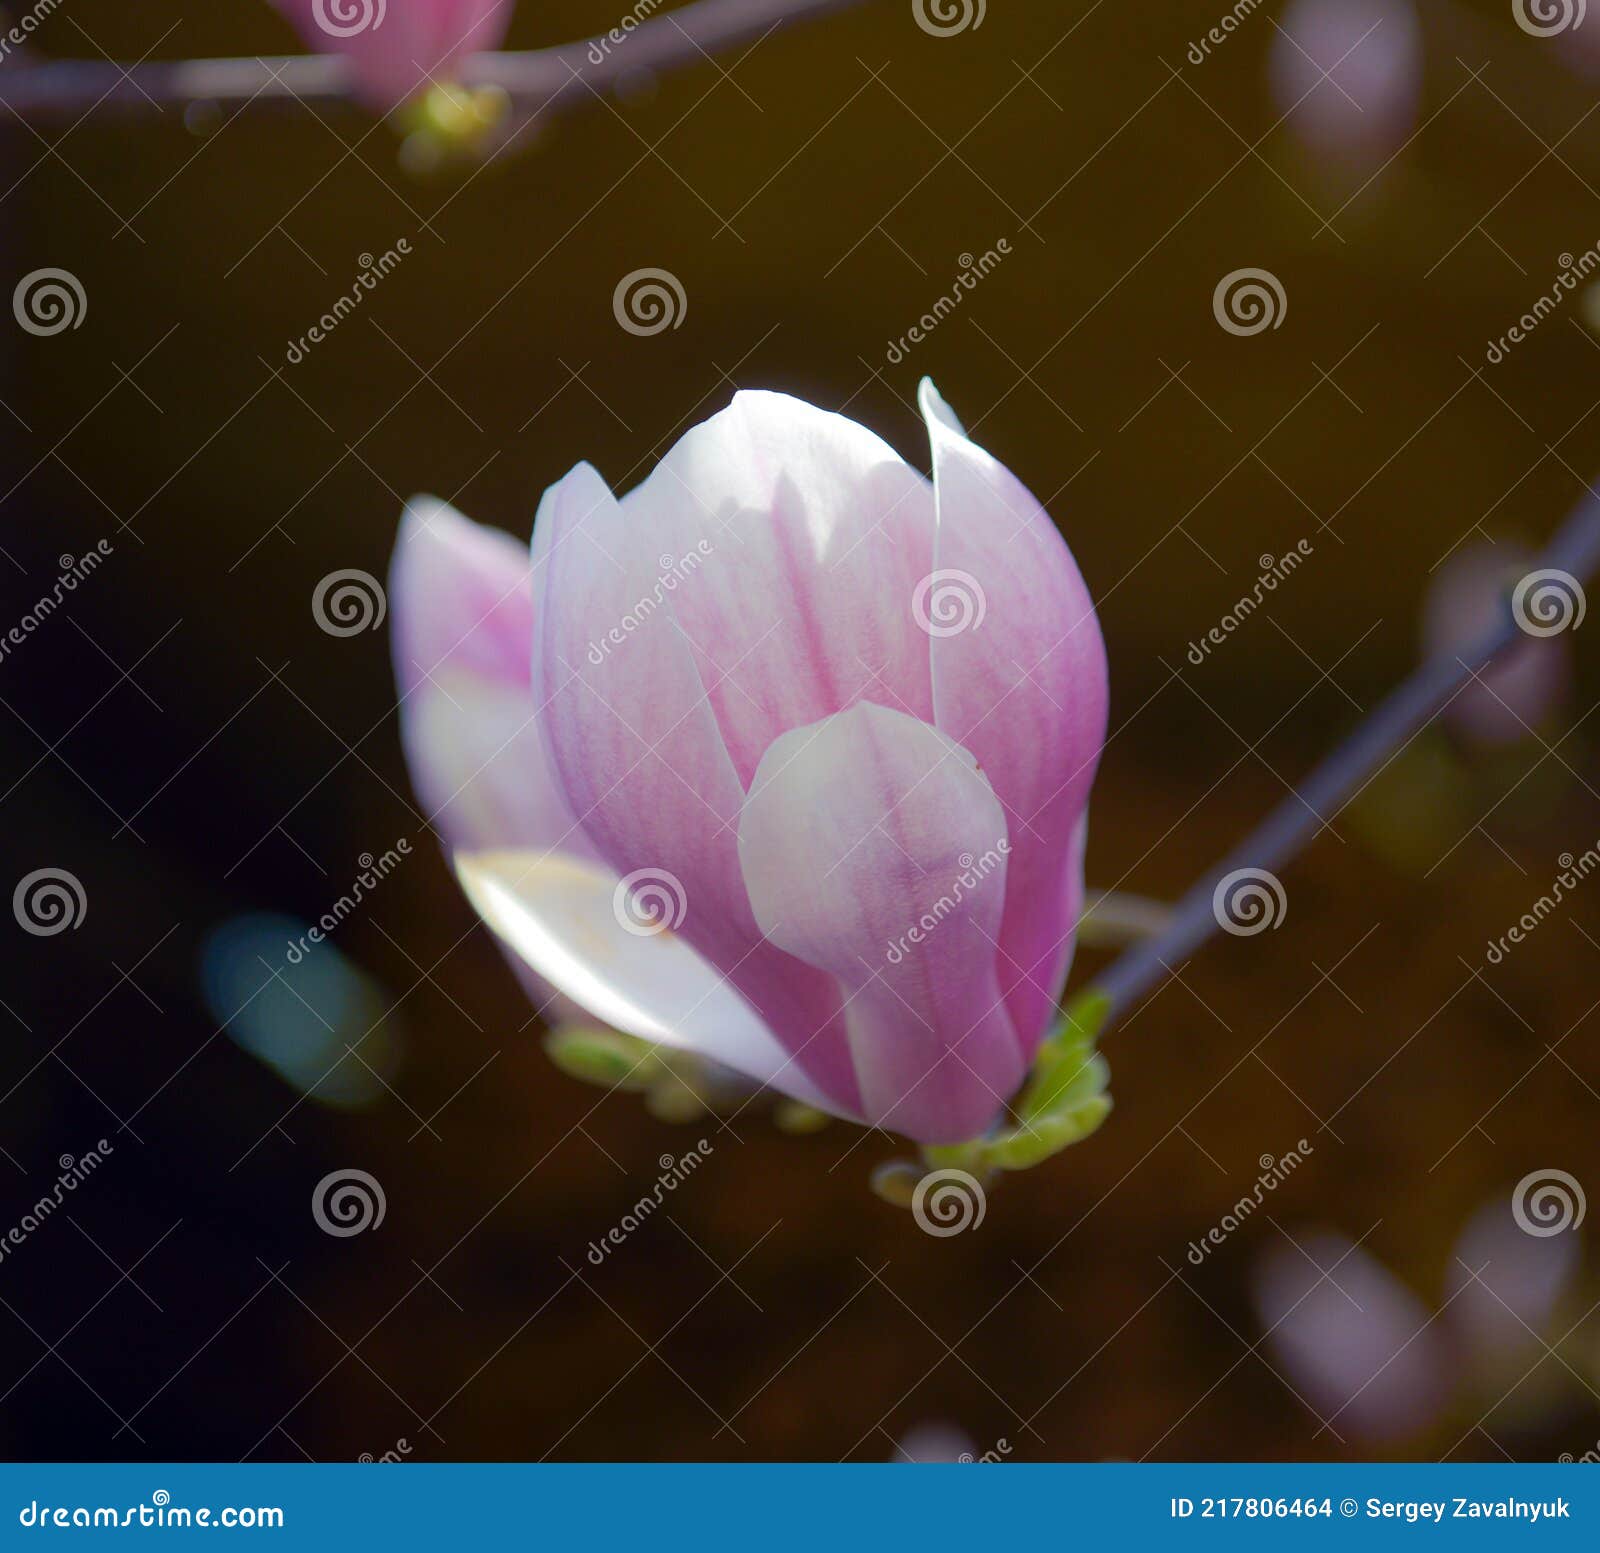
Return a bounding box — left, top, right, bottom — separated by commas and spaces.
270, 0, 512, 109
394, 383, 1107, 1145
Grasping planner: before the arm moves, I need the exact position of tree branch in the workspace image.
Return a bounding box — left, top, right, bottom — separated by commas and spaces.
1090, 486, 1600, 1026
0, 0, 871, 122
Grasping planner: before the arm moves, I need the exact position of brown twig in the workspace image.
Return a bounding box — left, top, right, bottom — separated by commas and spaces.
0, 0, 872, 122
1091, 485, 1600, 1028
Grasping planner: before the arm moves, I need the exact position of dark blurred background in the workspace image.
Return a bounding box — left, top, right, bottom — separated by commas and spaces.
5, 0, 1600, 1463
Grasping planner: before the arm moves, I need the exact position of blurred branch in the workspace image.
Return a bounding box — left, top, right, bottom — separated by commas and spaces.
1091, 485, 1600, 1028
0, 0, 870, 122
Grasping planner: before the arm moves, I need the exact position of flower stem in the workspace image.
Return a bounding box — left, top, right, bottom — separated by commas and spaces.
1089, 487, 1600, 1028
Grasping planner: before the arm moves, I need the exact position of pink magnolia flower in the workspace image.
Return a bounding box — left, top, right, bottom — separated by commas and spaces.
396, 383, 1107, 1145
269, 0, 512, 109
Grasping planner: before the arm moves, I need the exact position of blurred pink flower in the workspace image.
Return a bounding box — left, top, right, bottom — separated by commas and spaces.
1269, 0, 1422, 176
891, 1422, 977, 1463
1444, 1194, 1580, 1365
411, 381, 1107, 1144
270, 0, 512, 109
1421, 542, 1572, 746
1253, 1232, 1450, 1441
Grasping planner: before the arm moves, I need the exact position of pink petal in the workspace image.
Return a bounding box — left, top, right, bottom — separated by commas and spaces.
391, 495, 565, 856
390, 497, 784, 1070
269, 0, 514, 108
919, 381, 1107, 1059
737, 702, 1022, 1143
528, 460, 864, 1116
619, 390, 936, 786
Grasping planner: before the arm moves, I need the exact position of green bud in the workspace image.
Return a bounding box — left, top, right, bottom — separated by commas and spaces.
985, 1095, 1113, 1170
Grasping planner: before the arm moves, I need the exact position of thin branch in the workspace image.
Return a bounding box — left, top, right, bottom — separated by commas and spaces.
0, 0, 870, 122
1091, 486, 1600, 1026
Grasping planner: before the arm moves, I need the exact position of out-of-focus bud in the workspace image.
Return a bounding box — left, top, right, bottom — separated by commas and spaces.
1444, 1193, 1581, 1366
1253, 1231, 1450, 1442
1422, 542, 1573, 747
1269, 0, 1423, 181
